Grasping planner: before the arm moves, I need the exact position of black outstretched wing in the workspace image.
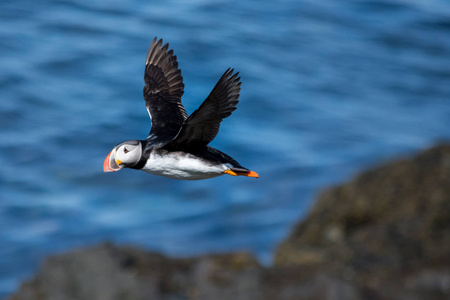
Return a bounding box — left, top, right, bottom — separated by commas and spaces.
144, 37, 188, 138
164, 68, 241, 150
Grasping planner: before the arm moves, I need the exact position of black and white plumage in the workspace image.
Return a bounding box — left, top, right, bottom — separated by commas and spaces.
103, 37, 259, 180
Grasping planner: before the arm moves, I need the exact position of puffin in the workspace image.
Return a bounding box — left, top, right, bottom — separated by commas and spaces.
103, 37, 259, 180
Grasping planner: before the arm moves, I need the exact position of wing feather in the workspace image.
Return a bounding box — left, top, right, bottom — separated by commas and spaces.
144, 37, 187, 138
164, 68, 241, 150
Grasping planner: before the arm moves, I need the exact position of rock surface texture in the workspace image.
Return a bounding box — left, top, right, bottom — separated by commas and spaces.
9, 144, 450, 300
275, 144, 450, 299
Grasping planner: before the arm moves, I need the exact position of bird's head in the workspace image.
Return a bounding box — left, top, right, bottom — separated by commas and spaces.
103, 140, 143, 172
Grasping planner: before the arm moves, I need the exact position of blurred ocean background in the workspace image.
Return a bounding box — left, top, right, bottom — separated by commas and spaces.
1, 0, 450, 297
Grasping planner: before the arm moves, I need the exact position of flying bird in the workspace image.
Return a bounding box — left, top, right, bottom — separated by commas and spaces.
103, 37, 259, 180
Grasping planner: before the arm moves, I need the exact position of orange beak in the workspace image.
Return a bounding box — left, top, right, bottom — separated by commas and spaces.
103, 149, 121, 172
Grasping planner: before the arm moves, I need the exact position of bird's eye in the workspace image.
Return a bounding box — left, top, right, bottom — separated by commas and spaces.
123, 147, 129, 154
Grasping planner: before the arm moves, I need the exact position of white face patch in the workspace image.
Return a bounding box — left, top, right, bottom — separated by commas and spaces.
115, 142, 142, 167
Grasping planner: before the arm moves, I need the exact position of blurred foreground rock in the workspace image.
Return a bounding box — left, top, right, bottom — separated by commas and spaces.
9, 144, 450, 300
275, 144, 450, 299
8, 243, 365, 300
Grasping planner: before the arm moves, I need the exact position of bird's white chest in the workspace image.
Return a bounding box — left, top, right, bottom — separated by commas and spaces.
141, 151, 226, 180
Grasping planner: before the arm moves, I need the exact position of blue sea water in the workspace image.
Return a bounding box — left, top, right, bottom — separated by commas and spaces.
1, 0, 450, 297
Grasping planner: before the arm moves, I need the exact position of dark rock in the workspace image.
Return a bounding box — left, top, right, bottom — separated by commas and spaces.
8, 144, 450, 300
9, 243, 366, 300
275, 144, 450, 298
8, 243, 263, 300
